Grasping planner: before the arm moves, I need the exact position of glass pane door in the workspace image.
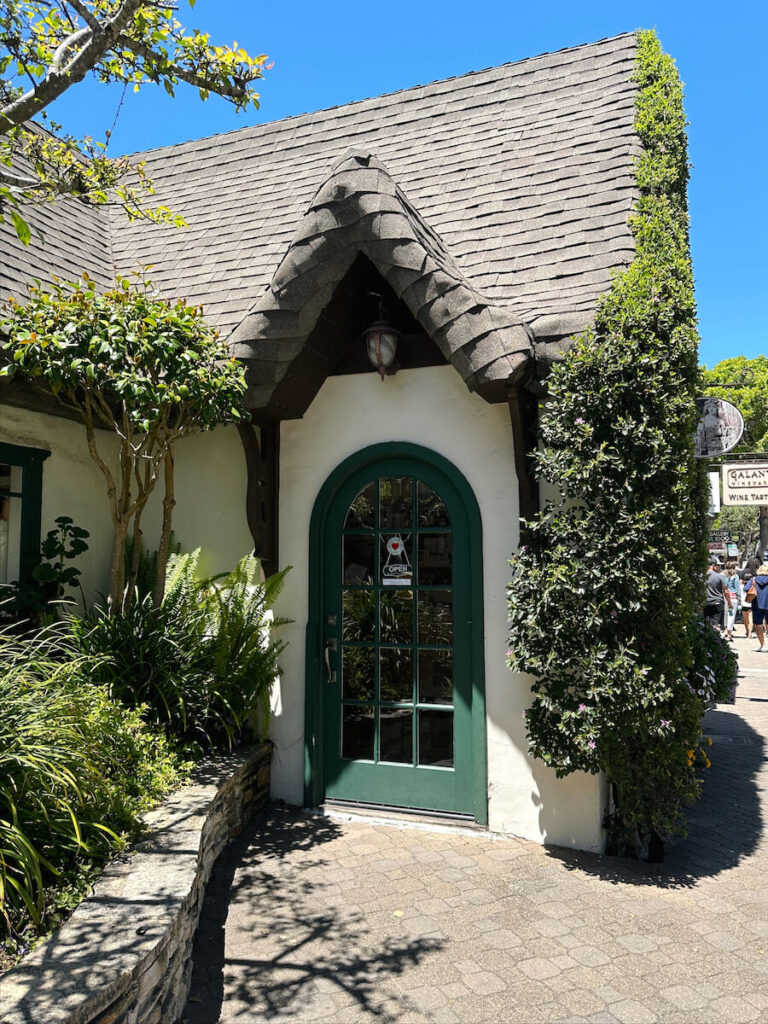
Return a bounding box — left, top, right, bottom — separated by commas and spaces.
322, 463, 476, 817
340, 477, 454, 768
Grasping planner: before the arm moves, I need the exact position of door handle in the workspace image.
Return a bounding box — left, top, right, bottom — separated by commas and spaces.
324, 641, 337, 684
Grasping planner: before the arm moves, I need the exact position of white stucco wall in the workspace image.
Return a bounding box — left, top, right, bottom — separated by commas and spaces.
275, 365, 606, 852
142, 426, 253, 580
1, 376, 606, 852
0, 403, 117, 605
0, 404, 252, 602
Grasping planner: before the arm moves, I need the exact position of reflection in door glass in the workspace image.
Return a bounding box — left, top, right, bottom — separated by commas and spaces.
342, 590, 376, 642
419, 710, 454, 767
418, 482, 450, 527
380, 647, 413, 703
342, 705, 375, 760
380, 477, 412, 528
417, 533, 451, 585
380, 708, 413, 763
380, 590, 413, 644
418, 650, 453, 705
344, 534, 375, 585
344, 483, 375, 529
343, 646, 375, 702
418, 591, 452, 645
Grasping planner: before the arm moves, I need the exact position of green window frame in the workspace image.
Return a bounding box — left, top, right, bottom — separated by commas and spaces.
0, 441, 50, 586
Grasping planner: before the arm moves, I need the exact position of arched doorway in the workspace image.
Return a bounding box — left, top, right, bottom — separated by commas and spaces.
304, 443, 487, 823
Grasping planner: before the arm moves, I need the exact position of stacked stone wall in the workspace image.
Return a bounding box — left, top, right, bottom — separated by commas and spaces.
0, 743, 272, 1024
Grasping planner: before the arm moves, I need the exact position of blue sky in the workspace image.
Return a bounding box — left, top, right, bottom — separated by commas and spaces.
47, 0, 766, 370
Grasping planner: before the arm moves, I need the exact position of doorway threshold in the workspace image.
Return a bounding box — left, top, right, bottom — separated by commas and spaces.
315, 799, 490, 837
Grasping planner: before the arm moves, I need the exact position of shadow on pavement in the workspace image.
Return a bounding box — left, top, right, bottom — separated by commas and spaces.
545, 701, 765, 889
183, 805, 444, 1023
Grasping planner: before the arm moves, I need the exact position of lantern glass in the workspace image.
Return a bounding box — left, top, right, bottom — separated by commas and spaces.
366, 330, 398, 370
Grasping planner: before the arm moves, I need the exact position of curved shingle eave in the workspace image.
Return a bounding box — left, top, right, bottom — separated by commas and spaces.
230, 150, 536, 413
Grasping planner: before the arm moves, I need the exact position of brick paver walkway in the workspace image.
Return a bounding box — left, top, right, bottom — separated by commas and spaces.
183, 636, 768, 1023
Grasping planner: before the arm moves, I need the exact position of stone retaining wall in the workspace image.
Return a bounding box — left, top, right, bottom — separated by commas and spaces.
0, 742, 272, 1024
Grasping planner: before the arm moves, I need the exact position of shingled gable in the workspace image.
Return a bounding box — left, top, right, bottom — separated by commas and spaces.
230, 150, 534, 414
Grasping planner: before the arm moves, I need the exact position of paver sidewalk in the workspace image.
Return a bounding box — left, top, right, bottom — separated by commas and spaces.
183, 636, 768, 1023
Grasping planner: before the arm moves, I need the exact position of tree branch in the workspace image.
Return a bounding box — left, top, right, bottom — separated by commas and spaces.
0, 0, 143, 135
117, 33, 249, 102
51, 25, 91, 72
66, 0, 102, 33
0, 167, 40, 189
83, 392, 119, 521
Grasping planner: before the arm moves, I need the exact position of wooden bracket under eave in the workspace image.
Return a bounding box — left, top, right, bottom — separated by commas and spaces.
506, 384, 540, 524
237, 420, 280, 579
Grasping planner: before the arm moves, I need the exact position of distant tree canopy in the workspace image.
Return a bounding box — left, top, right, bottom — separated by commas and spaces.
700, 355, 768, 454
1, 0, 269, 242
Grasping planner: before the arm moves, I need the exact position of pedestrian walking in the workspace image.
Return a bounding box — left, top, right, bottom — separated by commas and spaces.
704, 557, 732, 632
744, 561, 768, 652
724, 560, 741, 640
745, 553, 761, 578
741, 566, 755, 638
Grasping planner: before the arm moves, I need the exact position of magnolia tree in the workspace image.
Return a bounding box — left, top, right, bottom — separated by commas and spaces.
1, 274, 247, 611
0, 0, 268, 241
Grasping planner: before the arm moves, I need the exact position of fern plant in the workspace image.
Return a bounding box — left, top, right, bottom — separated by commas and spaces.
69, 551, 289, 752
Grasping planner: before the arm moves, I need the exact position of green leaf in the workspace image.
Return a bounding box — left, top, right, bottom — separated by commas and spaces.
32, 564, 58, 583
11, 210, 31, 246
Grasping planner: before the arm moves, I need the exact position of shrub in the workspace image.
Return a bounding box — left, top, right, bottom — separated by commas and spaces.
0, 626, 184, 942
506, 31, 713, 850
70, 552, 288, 751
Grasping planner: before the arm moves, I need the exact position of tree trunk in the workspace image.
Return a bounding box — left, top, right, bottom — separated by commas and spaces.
153, 448, 176, 608
109, 518, 130, 612
760, 506, 768, 560
124, 509, 144, 613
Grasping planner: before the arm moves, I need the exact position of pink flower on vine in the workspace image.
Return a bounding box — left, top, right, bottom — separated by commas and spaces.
578, 704, 587, 712
575, 417, 585, 425
588, 740, 596, 750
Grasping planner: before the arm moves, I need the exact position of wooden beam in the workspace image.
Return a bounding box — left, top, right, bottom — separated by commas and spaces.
506, 384, 539, 523
237, 420, 280, 578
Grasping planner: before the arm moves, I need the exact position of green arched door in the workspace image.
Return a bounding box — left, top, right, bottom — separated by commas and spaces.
304, 444, 487, 823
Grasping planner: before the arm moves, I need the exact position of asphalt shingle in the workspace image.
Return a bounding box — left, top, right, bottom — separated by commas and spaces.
1, 32, 640, 408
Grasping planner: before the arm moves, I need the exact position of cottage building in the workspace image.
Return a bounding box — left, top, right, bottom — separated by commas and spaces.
0, 32, 642, 851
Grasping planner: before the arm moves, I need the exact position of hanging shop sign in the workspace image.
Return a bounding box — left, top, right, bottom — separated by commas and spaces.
721, 462, 768, 506
694, 397, 744, 458
382, 534, 412, 585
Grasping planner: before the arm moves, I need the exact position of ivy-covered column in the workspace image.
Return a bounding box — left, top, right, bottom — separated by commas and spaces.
507, 30, 737, 855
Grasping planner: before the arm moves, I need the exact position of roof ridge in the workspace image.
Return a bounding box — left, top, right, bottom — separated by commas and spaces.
123, 31, 639, 160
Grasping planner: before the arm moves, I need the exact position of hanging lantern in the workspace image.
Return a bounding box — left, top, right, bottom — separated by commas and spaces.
363, 320, 400, 380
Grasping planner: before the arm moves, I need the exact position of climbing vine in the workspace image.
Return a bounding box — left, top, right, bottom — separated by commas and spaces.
507, 30, 736, 852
